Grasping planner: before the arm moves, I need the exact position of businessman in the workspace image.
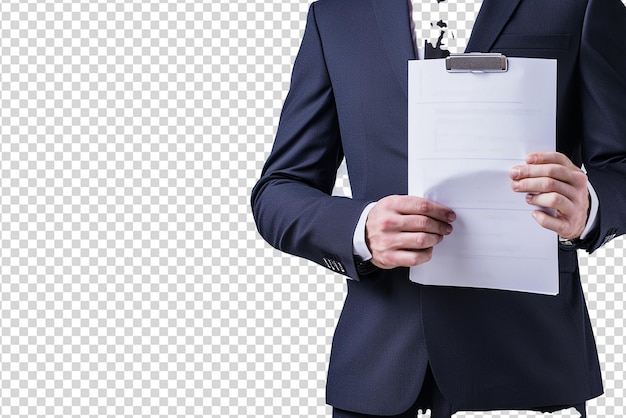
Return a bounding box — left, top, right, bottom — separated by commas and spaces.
251, 0, 626, 416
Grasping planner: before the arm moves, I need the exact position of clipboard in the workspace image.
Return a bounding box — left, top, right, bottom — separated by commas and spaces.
407, 54, 559, 295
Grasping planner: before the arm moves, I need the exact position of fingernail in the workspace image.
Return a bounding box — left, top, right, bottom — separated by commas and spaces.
510, 168, 520, 179
446, 225, 452, 234
447, 212, 456, 222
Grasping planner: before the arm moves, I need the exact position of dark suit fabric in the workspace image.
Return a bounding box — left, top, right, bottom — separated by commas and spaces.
251, 0, 626, 415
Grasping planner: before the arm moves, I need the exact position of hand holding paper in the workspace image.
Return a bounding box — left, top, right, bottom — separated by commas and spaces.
510, 152, 590, 240
365, 195, 455, 269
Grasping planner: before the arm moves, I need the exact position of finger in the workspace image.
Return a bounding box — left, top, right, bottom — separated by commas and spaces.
401, 247, 434, 267
397, 214, 453, 235
370, 230, 443, 254
525, 192, 574, 215
511, 176, 576, 198
397, 231, 444, 251
372, 247, 434, 269
510, 165, 588, 191
525, 152, 576, 168
388, 195, 456, 222
531, 209, 566, 235
510, 163, 571, 182
531, 208, 585, 239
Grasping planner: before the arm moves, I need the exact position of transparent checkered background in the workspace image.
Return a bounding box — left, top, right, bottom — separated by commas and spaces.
0, 1, 624, 417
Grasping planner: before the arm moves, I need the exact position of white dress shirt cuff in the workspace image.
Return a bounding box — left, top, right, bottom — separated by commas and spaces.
353, 202, 377, 261
580, 180, 599, 240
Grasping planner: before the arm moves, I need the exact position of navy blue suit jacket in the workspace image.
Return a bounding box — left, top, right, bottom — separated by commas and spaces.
252, 0, 626, 414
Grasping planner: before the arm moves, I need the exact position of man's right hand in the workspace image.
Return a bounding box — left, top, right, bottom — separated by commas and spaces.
365, 195, 456, 269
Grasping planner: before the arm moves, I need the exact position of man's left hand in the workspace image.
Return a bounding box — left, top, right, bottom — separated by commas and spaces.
510, 152, 589, 240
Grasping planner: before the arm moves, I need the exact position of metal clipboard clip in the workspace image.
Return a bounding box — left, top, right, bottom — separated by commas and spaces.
445, 53, 508, 73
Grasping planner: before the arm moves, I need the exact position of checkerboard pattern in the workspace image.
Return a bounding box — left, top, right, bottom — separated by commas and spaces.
0, 1, 624, 417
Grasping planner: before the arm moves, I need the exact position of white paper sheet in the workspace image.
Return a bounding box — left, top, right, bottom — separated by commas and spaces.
408, 57, 559, 295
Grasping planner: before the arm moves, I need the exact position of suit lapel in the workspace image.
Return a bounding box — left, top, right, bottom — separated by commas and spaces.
371, 0, 416, 97
466, 0, 523, 52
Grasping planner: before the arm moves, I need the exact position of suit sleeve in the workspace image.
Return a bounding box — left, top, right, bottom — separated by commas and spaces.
250, 3, 372, 280
578, 0, 626, 252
